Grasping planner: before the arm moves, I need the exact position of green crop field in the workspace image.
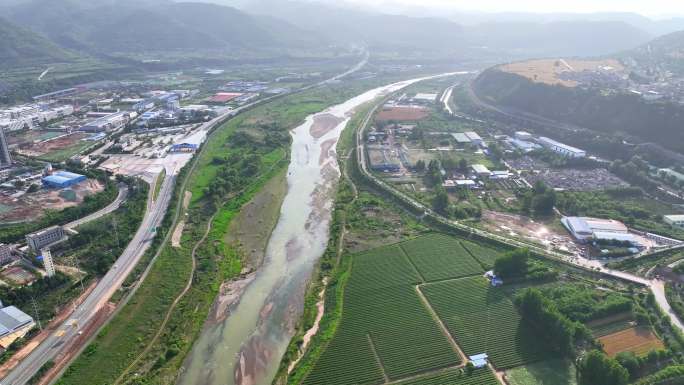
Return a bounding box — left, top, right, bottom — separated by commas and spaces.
422, 277, 548, 369
400, 234, 485, 281
396, 368, 499, 385
460, 240, 504, 269
302, 243, 461, 384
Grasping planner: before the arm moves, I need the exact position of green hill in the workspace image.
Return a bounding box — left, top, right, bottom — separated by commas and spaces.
624, 30, 684, 75
473, 67, 684, 156
2, 0, 323, 57
0, 17, 77, 67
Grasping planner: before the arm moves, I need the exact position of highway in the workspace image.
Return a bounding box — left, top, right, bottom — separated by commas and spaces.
0, 175, 176, 385
354, 89, 684, 335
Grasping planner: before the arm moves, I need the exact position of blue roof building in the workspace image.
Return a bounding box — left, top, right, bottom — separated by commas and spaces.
42, 171, 86, 189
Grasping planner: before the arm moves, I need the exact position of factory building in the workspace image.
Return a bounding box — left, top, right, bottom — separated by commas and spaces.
472, 164, 491, 178
26, 226, 65, 252
664, 215, 684, 228
464, 131, 483, 146
0, 105, 74, 132
452, 133, 471, 144
42, 170, 86, 189
80, 112, 130, 133
0, 305, 35, 349
561, 216, 642, 246
538, 137, 586, 158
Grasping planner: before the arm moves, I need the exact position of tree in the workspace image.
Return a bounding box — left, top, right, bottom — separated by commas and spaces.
464, 361, 475, 376
27, 184, 40, 193
458, 158, 468, 172
415, 160, 426, 172
615, 351, 640, 379
432, 189, 449, 214
578, 350, 629, 385
493, 248, 529, 278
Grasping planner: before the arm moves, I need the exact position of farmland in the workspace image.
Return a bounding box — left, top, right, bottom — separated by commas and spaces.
302, 244, 460, 384
396, 368, 499, 385
400, 234, 486, 281
375, 106, 429, 121
421, 276, 548, 369
598, 327, 665, 357
300, 234, 538, 385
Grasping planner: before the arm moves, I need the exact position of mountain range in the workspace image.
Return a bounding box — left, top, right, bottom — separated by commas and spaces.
0, 0, 683, 72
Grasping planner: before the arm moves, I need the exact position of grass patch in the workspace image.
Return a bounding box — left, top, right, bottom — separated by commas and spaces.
506, 359, 577, 385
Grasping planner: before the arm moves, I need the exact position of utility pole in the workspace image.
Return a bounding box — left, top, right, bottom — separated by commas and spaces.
30, 297, 42, 331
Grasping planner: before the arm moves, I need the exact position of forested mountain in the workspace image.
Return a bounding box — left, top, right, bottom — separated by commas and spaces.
473, 68, 684, 154
624, 30, 684, 75
0, 17, 76, 66
0, 0, 322, 57
225, 0, 654, 58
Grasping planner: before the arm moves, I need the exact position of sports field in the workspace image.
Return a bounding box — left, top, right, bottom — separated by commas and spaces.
301, 234, 525, 385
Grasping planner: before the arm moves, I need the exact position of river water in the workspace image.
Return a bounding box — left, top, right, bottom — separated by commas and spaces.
176, 76, 452, 385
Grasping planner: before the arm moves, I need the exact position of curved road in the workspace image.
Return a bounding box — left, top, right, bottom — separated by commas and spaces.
64, 183, 129, 231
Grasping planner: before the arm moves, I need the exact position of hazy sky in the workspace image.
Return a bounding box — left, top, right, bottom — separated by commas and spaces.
343, 0, 684, 18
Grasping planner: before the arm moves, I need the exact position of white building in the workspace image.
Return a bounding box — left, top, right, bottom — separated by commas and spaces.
538, 137, 586, 158
472, 164, 491, 178
0, 105, 74, 132
664, 215, 684, 228
26, 226, 65, 252
464, 131, 483, 146
561, 216, 642, 246
515, 131, 533, 141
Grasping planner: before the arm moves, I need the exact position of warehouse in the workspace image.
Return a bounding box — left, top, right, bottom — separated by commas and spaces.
451, 133, 471, 144
0, 305, 35, 349
664, 215, 684, 228
42, 170, 86, 189
472, 164, 491, 178
561, 216, 643, 246
464, 131, 483, 146
538, 137, 586, 158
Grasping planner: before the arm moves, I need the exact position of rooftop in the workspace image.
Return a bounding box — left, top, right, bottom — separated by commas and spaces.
0, 306, 33, 337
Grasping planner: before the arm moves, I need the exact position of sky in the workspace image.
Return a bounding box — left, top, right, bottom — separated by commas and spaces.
341, 0, 684, 18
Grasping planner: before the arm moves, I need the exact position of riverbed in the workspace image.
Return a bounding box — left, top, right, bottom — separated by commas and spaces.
176, 75, 454, 385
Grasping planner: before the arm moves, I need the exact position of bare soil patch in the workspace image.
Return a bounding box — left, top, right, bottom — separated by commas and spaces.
599, 326, 664, 357
0, 179, 103, 222
499, 58, 624, 87
375, 106, 429, 122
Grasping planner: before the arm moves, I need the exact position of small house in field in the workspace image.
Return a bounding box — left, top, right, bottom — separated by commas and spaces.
484, 271, 503, 287
469, 353, 489, 368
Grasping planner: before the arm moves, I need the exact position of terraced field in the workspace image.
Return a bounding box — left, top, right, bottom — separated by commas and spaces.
400, 234, 484, 281
302, 244, 460, 385
422, 277, 548, 369
395, 368, 499, 385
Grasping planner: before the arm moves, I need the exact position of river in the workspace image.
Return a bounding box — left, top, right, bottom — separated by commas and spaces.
176, 75, 453, 385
